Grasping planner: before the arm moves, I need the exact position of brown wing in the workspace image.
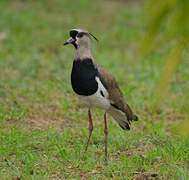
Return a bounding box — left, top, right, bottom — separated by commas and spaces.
97, 65, 135, 121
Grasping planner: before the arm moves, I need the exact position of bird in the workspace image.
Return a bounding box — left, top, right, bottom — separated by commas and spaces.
64, 28, 138, 162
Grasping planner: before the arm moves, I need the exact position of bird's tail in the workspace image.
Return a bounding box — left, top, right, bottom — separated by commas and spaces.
107, 104, 138, 130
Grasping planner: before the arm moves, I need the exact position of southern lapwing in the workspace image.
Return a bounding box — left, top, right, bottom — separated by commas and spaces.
64, 28, 138, 162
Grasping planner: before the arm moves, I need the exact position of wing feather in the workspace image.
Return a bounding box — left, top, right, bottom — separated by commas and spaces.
97, 64, 136, 122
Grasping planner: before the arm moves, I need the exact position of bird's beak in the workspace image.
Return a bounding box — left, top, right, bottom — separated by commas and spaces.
63, 37, 75, 45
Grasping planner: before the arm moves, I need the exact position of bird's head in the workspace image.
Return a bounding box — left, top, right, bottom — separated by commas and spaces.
64, 28, 98, 49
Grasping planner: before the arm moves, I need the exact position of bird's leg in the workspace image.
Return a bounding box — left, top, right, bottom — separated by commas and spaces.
84, 109, 93, 152
104, 112, 108, 163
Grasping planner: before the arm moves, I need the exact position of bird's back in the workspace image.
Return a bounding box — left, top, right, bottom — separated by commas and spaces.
97, 65, 138, 129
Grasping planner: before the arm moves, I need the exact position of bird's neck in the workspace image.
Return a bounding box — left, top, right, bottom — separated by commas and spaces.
75, 45, 93, 60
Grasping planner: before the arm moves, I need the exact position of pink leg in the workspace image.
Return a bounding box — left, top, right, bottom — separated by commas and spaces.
84, 109, 93, 152
104, 112, 108, 163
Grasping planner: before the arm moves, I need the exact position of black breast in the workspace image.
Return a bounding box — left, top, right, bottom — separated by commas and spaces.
71, 58, 98, 96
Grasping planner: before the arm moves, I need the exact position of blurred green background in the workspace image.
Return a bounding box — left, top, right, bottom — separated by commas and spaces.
0, 0, 188, 179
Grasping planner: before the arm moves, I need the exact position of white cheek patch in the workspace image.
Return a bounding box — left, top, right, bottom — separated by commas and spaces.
75, 37, 79, 45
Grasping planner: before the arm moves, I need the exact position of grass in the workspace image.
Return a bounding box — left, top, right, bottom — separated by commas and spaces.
0, 0, 189, 179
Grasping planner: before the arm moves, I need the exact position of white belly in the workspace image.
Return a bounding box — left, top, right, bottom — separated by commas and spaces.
77, 77, 110, 110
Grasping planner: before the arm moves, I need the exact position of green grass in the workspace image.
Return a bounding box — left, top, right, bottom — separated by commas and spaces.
0, 0, 189, 179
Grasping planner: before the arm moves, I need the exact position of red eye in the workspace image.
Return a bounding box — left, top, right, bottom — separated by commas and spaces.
77, 33, 83, 38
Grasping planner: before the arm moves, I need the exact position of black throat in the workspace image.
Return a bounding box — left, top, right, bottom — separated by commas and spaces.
71, 58, 99, 96
73, 42, 78, 49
